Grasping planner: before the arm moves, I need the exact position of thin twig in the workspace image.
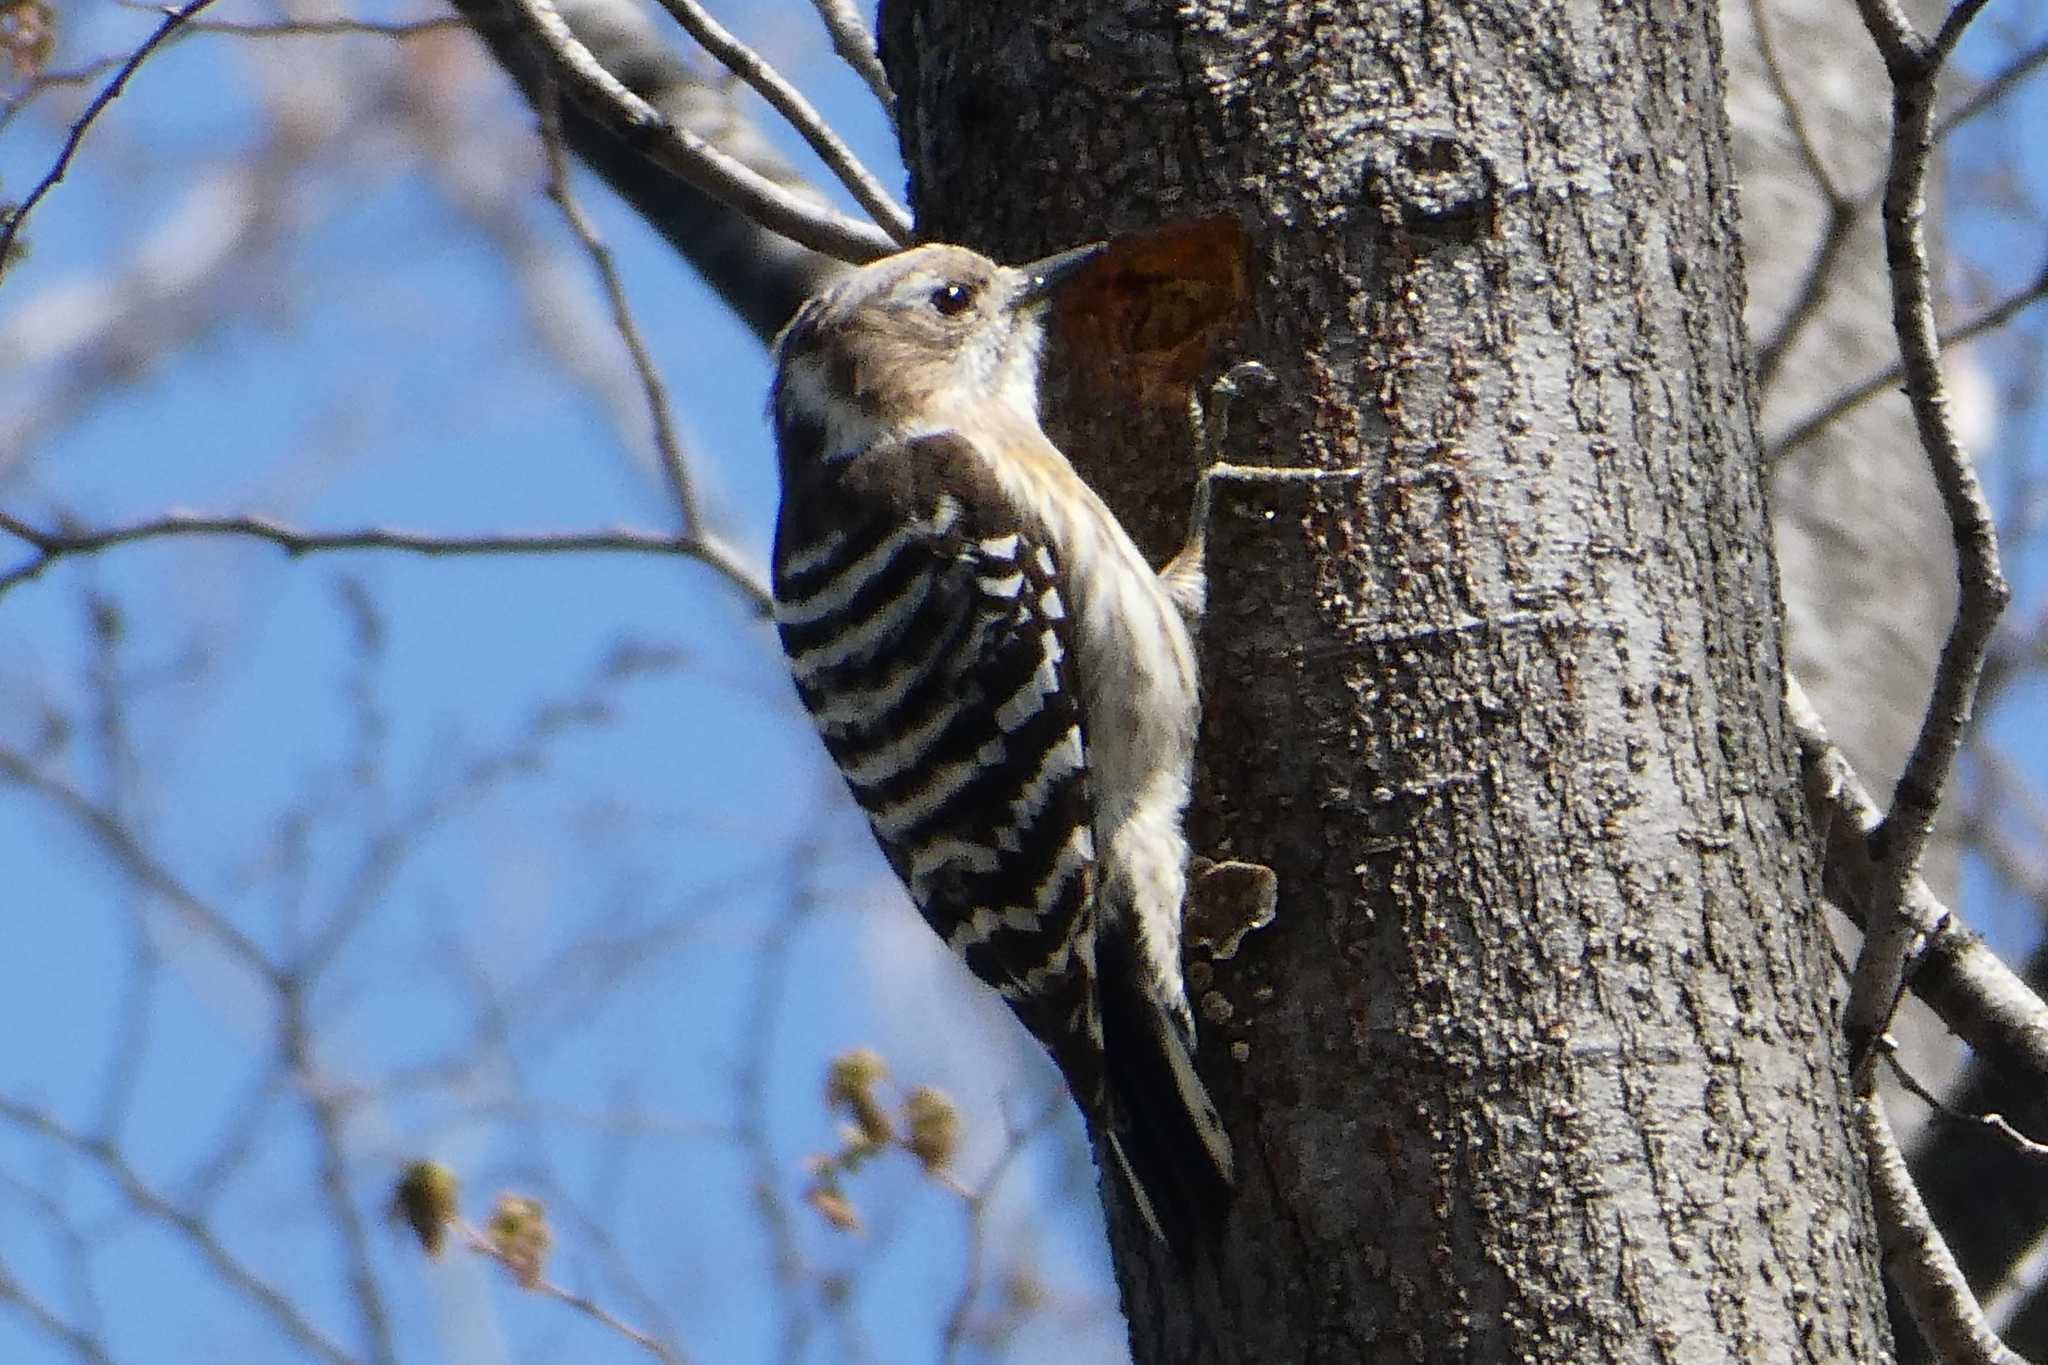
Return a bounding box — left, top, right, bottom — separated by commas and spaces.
0, 0, 219, 266
1985, 1222, 2048, 1335
1745, 0, 1845, 203
0, 745, 277, 984
1932, 0, 1997, 63
496, 0, 896, 262
0, 1264, 115, 1365
1743, 0, 1853, 395
1885, 1049, 2048, 1163
736, 878, 822, 1361
1787, 677, 2048, 1109
0, 1097, 354, 1365
0, 13, 460, 138
1754, 199, 1856, 394
1754, 16, 2048, 408
1768, 260, 2048, 466
806, 0, 898, 129
1937, 36, 2048, 139
280, 984, 398, 1365
0, 509, 772, 614
648, 0, 910, 241
939, 1101, 1058, 1364
1841, 0, 2010, 1074
460, 1217, 689, 1364
1859, 1094, 2029, 1365
0, 55, 128, 139
537, 86, 703, 533
136, 8, 466, 38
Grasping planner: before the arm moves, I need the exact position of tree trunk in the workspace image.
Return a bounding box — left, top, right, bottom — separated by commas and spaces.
879, 2, 1894, 1360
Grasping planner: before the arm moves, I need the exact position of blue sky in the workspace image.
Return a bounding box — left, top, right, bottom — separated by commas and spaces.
2, 3, 2046, 1364
0, 3, 1123, 1361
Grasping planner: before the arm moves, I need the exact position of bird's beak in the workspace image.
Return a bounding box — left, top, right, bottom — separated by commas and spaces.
1014, 242, 1106, 306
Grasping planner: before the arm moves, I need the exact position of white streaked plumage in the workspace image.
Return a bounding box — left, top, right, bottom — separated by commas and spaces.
768, 241, 1233, 1254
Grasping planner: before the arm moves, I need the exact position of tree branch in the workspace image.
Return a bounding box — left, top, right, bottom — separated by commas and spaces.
1789, 676, 2048, 1118
1842, 0, 2011, 1073
1749, 9, 2048, 413
0, 0, 219, 268
487, 0, 896, 263
1861, 1093, 2030, 1365
0, 509, 772, 615
0, 745, 277, 986
537, 87, 704, 533
645, 0, 911, 240
1768, 261, 2048, 468
0, 1097, 354, 1365
806, 0, 897, 128
451, 0, 849, 341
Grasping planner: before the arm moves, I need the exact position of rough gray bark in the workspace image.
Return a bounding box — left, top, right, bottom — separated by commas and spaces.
879, 2, 1891, 1360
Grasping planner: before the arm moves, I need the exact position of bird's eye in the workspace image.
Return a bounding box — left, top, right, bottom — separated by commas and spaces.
930, 282, 976, 316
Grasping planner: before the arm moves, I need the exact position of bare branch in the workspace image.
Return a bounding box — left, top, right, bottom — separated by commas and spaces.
1859, 1093, 2030, 1365
1755, 200, 1858, 395
0, 508, 772, 615
1986, 1224, 2048, 1337
452, 0, 848, 342
1743, 0, 1845, 204
1790, 676, 2048, 1143
0, 1261, 114, 1365
1769, 261, 2048, 467
646, 0, 911, 240
1752, 11, 2048, 411
1937, 36, 2048, 139
492, 0, 897, 263
454, 1216, 689, 1362
1931, 0, 1997, 64
0, 55, 130, 137
807, 0, 897, 128
940, 1102, 1058, 1363
538, 87, 703, 533
148, 11, 467, 38
0, 0, 219, 267
0, 1097, 354, 1365
280, 985, 397, 1365
1886, 1052, 2048, 1163
0, 745, 277, 986
1742, 0, 1856, 394
1842, 0, 2011, 1071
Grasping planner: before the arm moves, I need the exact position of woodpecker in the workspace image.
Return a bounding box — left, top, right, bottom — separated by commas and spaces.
769, 241, 1232, 1252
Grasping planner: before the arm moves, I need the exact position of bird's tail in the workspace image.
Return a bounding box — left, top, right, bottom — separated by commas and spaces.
1093, 928, 1235, 1258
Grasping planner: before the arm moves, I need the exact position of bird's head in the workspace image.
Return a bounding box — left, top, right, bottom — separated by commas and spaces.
771, 241, 1103, 463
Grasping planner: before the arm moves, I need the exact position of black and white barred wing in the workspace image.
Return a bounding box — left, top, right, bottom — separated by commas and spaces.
772, 442, 1105, 1100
